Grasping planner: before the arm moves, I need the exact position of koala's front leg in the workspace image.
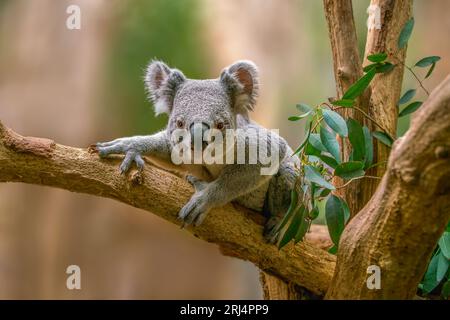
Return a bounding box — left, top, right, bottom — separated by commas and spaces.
179, 164, 272, 226
95, 131, 171, 174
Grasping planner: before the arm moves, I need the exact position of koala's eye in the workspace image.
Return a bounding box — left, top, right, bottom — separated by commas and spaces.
216, 122, 224, 130
176, 120, 184, 128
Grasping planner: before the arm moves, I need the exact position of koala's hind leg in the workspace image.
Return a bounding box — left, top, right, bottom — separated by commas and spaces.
263, 162, 298, 243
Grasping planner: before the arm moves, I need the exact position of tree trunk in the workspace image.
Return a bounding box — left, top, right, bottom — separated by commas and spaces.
326, 75, 450, 299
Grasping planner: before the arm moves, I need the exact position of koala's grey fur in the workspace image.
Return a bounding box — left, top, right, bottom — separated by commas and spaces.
96, 60, 299, 241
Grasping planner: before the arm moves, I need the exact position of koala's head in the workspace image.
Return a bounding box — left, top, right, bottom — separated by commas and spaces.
145, 60, 259, 147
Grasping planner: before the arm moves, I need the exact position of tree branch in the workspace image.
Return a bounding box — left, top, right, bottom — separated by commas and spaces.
0, 121, 335, 296
326, 74, 450, 299
323, 0, 376, 216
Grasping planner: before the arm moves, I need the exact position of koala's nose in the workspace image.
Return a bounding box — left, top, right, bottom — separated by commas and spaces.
189, 122, 210, 149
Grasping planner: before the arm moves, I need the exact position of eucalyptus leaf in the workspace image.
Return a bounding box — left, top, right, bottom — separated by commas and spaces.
367, 53, 387, 63
347, 118, 365, 162
436, 251, 449, 282
398, 18, 414, 49
363, 63, 378, 73
328, 245, 338, 254
425, 62, 436, 79
304, 165, 335, 190
319, 154, 339, 169
322, 109, 348, 137
332, 99, 354, 107
293, 122, 312, 155
320, 126, 340, 162
274, 188, 298, 233
399, 101, 422, 117
325, 195, 346, 246
278, 205, 304, 249
334, 161, 365, 180
439, 232, 450, 259
309, 133, 328, 152
294, 216, 310, 243
442, 281, 450, 299
342, 68, 376, 100
363, 126, 373, 169
373, 131, 394, 147
398, 89, 416, 105
421, 251, 441, 294
415, 56, 441, 67
376, 62, 395, 74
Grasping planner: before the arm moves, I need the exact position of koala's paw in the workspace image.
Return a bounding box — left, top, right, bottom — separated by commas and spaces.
178, 192, 209, 227
186, 175, 208, 192
95, 139, 145, 174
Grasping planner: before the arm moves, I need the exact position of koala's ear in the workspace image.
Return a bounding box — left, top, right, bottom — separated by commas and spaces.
145, 60, 186, 115
220, 60, 259, 115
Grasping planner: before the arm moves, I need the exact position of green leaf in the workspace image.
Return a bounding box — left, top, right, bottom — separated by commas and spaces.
309, 133, 328, 152
442, 281, 450, 299
322, 109, 348, 137
278, 205, 304, 249
294, 216, 310, 243
325, 195, 347, 246
319, 154, 339, 169
341, 199, 350, 223
425, 62, 436, 79
373, 131, 394, 147
293, 122, 312, 155
328, 245, 338, 254
304, 165, 335, 190
421, 251, 441, 294
309, 206, 320, 220
342, 68, 376, 100
347, 118, 365, 162
363, 63, 378, 73
319, 188, 331, 198
398, 18, 414, 49
415, 56, 441, 67
334, 161, 365, 180
367, 53, 387, 63
398, 89, 416, 105
399, 101, 423, 117
274, 189, 298, 233
436, 251, 449, 282
332, 99, 354, 107
376, 62, 395, 74
289, 103, 313, 121
363, 126, 373, 169
439, 232, 450, 259
320, 126, 340, 162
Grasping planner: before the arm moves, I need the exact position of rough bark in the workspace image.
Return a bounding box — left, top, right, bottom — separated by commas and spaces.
363, 0, 412, 178
0, 120, 335, 297
324, 0, 375, 216
324, 0, 412, 216
326, 74, 450, 299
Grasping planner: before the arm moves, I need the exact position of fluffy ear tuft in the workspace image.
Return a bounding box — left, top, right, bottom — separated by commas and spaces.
145, 60, 186, 115
220, 60, 259, 115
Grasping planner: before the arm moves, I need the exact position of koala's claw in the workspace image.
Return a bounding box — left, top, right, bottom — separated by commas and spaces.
178, 193, 209, 227
96, 139, 145, 174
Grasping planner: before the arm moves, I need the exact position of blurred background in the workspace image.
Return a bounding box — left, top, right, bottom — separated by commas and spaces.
0, 0, 448, 299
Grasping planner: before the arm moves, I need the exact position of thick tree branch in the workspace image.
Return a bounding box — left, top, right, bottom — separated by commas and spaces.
326, 74, 450, 299
0, 121, 335, 296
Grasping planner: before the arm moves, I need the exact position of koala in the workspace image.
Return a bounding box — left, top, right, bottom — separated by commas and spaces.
95, 60, 299, 242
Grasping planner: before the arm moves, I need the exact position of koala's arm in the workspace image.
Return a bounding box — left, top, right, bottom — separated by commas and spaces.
96, 131, 171, 173
179, 164, 272, 226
